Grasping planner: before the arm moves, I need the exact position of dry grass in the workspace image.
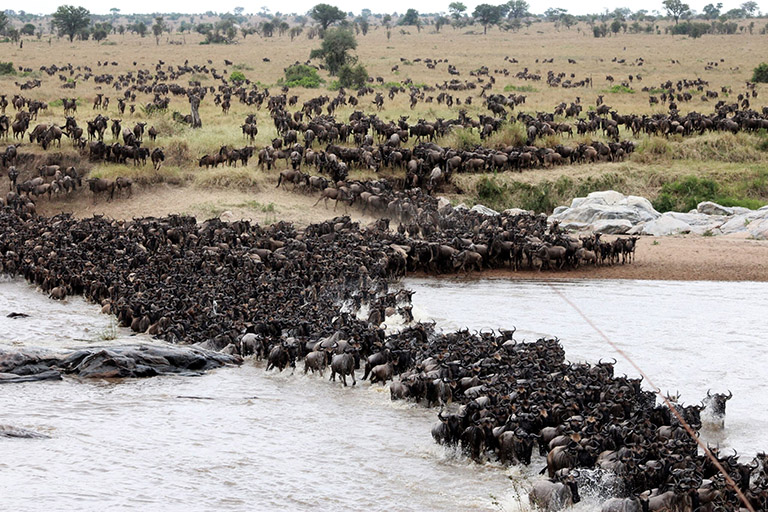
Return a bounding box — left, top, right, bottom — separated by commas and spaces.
2, 21, 768, 218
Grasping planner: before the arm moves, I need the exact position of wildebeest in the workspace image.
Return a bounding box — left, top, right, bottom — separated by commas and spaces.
529, 477, 580, 512
330, 349, 356, 386
87, 178, 115, 202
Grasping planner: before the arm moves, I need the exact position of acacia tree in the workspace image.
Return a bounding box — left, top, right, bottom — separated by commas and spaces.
152, 16, 166, 44
309, 27, 356, 75
741, 1, 758, 16
52, 5, 91, 42
448, 2, 466, 19
506, 0, 529, 18
702, 2, 722, 19
400, 9, 420, 25
473, 3, 509, 34
309, 3, 346, 33
662, 0, 690, 24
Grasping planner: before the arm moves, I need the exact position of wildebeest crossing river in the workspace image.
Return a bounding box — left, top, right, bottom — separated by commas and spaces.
2, 277, 767, 511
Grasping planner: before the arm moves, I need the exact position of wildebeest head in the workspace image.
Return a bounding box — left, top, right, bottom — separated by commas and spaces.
705, 389, 732, 417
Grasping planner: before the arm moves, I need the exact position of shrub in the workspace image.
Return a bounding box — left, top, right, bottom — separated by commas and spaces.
0, 62, 16, 76
752, 63, 768, 83
338, 63, 369, 88
230, 70, 246, 82
280, 64, 323, 88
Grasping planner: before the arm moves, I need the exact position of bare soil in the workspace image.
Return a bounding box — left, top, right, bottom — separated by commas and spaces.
461, 236, 768, 282
35, 183, 380, 227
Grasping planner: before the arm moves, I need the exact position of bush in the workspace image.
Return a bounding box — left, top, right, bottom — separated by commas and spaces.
753, 63, 768, 83
338, 63, 369, 88
0, 62, 16, 76
280, 64, 323, 88
230, 70, 246, 82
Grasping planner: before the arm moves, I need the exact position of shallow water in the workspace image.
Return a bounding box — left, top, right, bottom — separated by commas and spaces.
405, 277, 768, 458
2, 276, 766, 511
0, 278, 522, 511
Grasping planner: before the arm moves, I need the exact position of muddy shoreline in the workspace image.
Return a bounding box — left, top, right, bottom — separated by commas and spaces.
408, 235, 768, 282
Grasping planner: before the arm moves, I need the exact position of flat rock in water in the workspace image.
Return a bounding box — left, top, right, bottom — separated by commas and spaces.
0, 424, 50, 439
0, 370, 62, 383
0, 345, 241, 381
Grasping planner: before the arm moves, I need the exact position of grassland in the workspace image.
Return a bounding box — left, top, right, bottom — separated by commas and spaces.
2, 20, 768, 221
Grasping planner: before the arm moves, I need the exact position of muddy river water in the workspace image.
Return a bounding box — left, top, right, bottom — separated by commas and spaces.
1, 277, 766, 511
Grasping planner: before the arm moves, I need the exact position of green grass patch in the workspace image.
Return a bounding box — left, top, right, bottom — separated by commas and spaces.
652, 175, 767, 212
602, 84, 635, 94
49, 98, 84, 108
473, 173, 628, 214
503, 84, 538, 93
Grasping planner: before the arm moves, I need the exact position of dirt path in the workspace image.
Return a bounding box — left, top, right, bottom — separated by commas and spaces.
36, 184, 380, 227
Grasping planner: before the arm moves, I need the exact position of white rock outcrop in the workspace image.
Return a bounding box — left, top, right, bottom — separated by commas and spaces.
548, 191, 768, 239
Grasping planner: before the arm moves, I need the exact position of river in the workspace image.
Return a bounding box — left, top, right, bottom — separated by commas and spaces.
1, 276, 766, 511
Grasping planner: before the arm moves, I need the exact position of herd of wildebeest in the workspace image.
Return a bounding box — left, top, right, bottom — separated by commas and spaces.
1, 54, 767, 512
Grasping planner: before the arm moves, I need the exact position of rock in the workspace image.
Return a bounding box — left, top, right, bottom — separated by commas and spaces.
592, 219, 633, 234
0, 424, 50, 439
697, 201, 734, 216
436, 196, 452, 210
470, 204, 499, 216
504, 208, 531, 216
0, 345, 242, 381
626, 195, 660, 217
0, 370, 61, 383
454, 203, 469, 211
552, 206, 568, 215
584, 190, 627, 205
640, 215, 692, 236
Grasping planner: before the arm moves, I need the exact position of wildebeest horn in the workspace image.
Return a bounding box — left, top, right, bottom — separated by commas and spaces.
727, 389, 732, 399
707, 389, 712, 397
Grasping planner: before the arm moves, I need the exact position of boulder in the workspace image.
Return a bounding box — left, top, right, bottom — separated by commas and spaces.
584, 190, 627, 205
504, 208, 531, 216
436, 196, 452, 210
0, 424, 50, 439
640, 215, 692, 236
0, 345, 242, 381
470, 204, 499, 216
592, 219, 633, 234
697, 201, 733, 216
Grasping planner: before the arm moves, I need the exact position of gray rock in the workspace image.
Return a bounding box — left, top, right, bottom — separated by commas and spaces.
640, 215, 692, 236
436, 196, 452, 210
470, 204, 499, 216
697, 201, 734, 216
0, 345, 242, 381
584, 190, 627, 205
0, 424, 50, 439
592, 219, 633, 234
